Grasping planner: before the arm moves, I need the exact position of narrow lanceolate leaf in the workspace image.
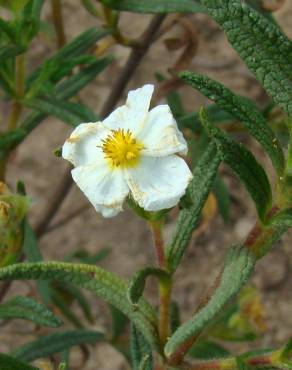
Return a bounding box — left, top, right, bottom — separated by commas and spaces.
0, 262, 159, 352
200, 108, 272, 221
177, 104, 232, 133
0, 45, 25, 60
56, 57, 113, 100
181, 72, 285, 175
12, 330, 105, 362
0, 57, 111, 152
128, 267, 170, 304
0, 353, 38, 370
200, 0, 292, 116
25, 97, 98, 127
213, 176, 230, 223
165, 246, 256, 359
0, 296, 62, 327
28, 27, 109, 86
166, 142, 221, 272
131, 325, 153, 370
23, 222, 51, 304
101, 0, 205, 13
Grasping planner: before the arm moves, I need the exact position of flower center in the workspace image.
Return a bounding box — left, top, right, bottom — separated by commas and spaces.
101, 129, 143, 168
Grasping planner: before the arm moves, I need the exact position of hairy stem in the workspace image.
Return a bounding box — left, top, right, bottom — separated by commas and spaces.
187, 349, 279, 370
149, 220, 171, 355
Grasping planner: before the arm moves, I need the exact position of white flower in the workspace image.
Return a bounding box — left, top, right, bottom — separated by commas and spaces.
62, 84, 193, 218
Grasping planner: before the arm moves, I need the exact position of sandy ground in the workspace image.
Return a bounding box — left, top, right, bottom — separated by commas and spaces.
0, 1, 291, 369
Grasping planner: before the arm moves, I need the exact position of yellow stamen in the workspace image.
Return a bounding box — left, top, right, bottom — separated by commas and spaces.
101, 129, 143, 168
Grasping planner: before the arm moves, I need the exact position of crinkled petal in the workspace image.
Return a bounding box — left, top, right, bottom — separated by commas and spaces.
138, 105, 188, 157
102, 84, 154, 135
62, 122, 110, 166
125, 155, 193, 211
71, 160, 129, 218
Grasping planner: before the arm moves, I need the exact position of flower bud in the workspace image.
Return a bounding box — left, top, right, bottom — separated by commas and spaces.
0, 182, 30, 267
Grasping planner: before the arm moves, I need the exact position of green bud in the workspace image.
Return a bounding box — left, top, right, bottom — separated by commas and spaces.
0, 182, 30, 267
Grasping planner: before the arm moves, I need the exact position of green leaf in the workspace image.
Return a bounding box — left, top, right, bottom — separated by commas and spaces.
0, 45, 25, 60
15, 0, 44, 46
56, 282, 94, 323
23, 222, 51, 304
28, 27, 109, 87
189, 340, 229, 359
12, 330, 105, 362
269, 208, 292, 227
165, 246, 256, 359
170, 301, 181, 334
53, 28, 108, 61
246, 0, 280, 25
1, 56, 112, 152
177, 104, 232, 133
110, 305, 129, 340
180, 72, 285, 175
199, 0, 292, 117
128, 267, 170, 304
0, 262, 160, 352
200, 107, 272, 221
0, 18, 15, 40
25, 96, 98, 127
0, 353, 37, 370
213, 176, 230, 223
131, 324, 153, 370
56, 57, 113, 100
0, 0, 30, 13
64, 248, 111, 264
101, 0, 206, 14
51, 289, 83, 328
166, 142, 221, 272
0, 296, 62, 327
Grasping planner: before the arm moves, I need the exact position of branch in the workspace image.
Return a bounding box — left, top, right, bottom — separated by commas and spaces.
100, 14, 166, 117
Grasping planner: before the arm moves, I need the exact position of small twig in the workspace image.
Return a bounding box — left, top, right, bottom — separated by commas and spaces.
35, 166, 73, 238
100, 14, 166, 117
36, 15, 166, 238
51, 0, 66, 48
0, 281, 12, 302
45, 203, 90, 234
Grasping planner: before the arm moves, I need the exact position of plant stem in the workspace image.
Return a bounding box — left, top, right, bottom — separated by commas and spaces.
150, 220, 166, 268
149, 220, 172, 353
51, 0, 66, 48
8, 54, 25, 131
187, 350, 278, 370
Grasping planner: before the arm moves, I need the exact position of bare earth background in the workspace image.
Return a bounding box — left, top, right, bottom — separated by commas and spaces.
1, 1, 292, 369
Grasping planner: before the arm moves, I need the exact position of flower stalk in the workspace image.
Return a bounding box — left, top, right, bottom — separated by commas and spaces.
149, 219, 172, 354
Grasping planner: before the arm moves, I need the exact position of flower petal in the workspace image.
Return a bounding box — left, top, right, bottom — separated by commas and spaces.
125, 155, 193, 211
62, 122, 110, 166
139, 105, 188, 157
72, 160, 129, 217
102, 84, 154, 135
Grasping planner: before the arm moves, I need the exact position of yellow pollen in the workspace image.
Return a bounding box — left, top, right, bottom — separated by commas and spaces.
101, 129, 143, 168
